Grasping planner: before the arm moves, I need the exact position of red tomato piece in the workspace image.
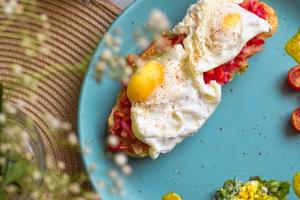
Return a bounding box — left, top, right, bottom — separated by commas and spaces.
288, 65, 300, 91
291, 108, 300, 132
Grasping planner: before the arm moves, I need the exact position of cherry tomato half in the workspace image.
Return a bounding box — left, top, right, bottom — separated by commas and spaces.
291, 108, 300, 132
288, 65, 300, 90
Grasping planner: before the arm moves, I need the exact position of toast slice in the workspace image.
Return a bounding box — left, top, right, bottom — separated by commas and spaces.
107, 0, 278, 158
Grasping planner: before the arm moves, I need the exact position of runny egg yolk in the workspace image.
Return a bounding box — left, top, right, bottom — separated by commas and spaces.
286, 28, 300, 63
222, 13, 241, 28
127, 60, 164, 102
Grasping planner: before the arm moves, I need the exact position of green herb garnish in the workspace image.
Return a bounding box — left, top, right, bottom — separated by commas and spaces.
213, 176, 290, 200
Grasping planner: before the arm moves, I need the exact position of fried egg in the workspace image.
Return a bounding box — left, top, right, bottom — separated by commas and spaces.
174, 0, 270, 89
129, 46, 221, 159
128, 0, 271, 159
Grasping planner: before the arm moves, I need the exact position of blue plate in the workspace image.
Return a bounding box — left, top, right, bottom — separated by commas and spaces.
78, 0, 300, 199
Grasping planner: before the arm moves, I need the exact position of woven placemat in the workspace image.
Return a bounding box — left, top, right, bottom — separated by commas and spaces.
0, 0, 120, 198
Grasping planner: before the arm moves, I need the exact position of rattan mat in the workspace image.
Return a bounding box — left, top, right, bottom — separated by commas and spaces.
0, 0, 121, 199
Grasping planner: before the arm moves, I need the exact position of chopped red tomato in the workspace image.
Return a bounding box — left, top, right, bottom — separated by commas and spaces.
203, 37, 265, 84
291, 108, 300, 132
288, 65, 300, 91
203, 0, 267, 85
109, 92, 134, 151
170, 34, 186, 46
109, 91, 149, 154
239, 0, 267, 19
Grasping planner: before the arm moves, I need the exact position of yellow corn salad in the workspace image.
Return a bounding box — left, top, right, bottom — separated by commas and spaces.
235, 181, 277, 200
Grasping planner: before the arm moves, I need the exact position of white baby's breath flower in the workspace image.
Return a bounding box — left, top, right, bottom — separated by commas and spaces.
148, 9, 171, 31
61, 173, 70, 184
68, 132, 78, 145
119, 190, 126, 198
21, 130, 30, 141
44, 175, 52, 185
113, 27, 122, 35
97, 180, 106, 189
40, 46, 50, 55
37, 33, 47, 43
30, 93, 39, 103
4, 103, 17, 114
12, 64, 23, 75
107, 135, 119, 147
122, 164, 133, 176
23, 74, 35, 85
1, 143, 11, 152
0, 113, 7, 124
16, 99, 25, 109
107, 169, 118, 180
156, 36, 170, 49
33, 170, 42, 181
14, 145, 22, 154
109, 59, 118, 69
0, 157, 6, 166
30, 190, 40, 199
57, 161, 66, 170
25, 152, 32, 160
69, 183, 81, 194
114, 153, 128, 167
43, 22, 51, 30
83, 145, 91, 155
88, 162, 97, 172
123, 65, 133, 78
96, 62, 106, 73
40, 14, 48, 22
137, 36, 150, 49
119, 58, 127, 68
108, 187, 117, 196
112, 46, 120, 53
136, 58, 145, 69
25, 49, 36, 57
15, 4, 23, 14
5, 184, 18, 193
101, 49, 113, 61
61, 121, 72, 130
84, 192, 100, 200
3, 1, 16, 15
114, 178, 124, 189
104, 34, 114, 47
45, 113, 61, 130
114, 36, 122, 45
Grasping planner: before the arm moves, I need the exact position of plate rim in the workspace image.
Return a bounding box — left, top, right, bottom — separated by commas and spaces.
77, 0, 143, 196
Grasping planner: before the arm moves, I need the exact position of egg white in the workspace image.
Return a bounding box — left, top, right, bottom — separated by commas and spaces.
131, 45, 221, 159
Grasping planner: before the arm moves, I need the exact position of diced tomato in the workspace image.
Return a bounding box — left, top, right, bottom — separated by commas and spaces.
170, 34, 186, 46
239, 0, 266, 19
291, 108, 300, 132
288, 65, 300, 91
109, 91, 149, 154
202, 0, 268, 85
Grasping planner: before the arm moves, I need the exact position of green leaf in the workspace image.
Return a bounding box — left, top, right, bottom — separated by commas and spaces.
4, 158, 29, 185
0, 188, 6, 200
